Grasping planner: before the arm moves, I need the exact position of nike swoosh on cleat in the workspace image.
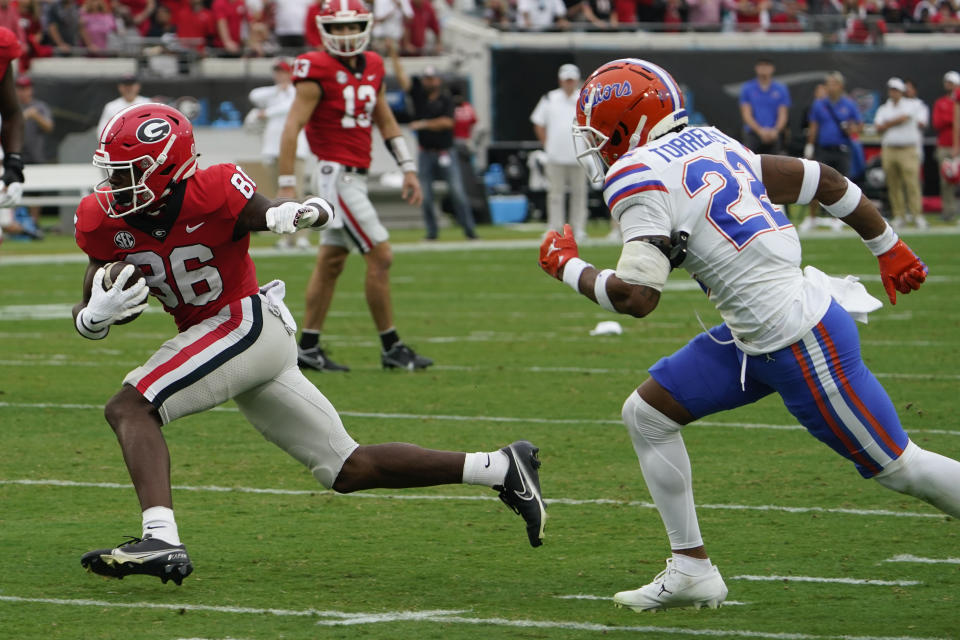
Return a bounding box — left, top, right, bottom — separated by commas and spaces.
510, 449, 535, 501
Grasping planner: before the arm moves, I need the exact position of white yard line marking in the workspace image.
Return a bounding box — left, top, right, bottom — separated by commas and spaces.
730, 575, 920, 586
2, 402, 958, 441
0, 595, 462, 620
0, 595, 943, 639
882, 554, 960, 565
0, 478, 944, 520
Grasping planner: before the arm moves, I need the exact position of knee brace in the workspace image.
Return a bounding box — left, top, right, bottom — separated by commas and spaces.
873, 440, 921, 494
874, 439, 960, 519
622, 391, 683, 448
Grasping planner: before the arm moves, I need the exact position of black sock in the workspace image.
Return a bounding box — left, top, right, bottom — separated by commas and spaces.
300, 330, 320, 350
379, 328, 400, 352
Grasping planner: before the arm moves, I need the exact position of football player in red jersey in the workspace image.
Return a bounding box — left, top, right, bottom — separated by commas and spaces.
74, 103, 546, 585
277, 0, 431, 372
0, 26, 25, 211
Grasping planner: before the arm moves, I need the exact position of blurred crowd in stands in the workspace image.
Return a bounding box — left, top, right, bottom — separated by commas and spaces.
0, 0, 956, 73
492, 0, 960, 39
5, 0, 446, 71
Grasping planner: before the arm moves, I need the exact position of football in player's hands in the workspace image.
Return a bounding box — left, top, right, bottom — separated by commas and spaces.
101, 261, 147, 324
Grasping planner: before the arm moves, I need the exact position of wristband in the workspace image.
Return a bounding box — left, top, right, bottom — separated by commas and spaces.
561, 257, 591, 292
386, 136, 416, 173
796, 158, 820, 206
862, 222, 899, 257
75, 308, 109, 340
594, 269, 616, 312
277, 174, 297, 189
822, 178, 862, 218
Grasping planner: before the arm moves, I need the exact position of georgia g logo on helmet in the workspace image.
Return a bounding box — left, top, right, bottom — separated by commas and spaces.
136, 118, 172, 144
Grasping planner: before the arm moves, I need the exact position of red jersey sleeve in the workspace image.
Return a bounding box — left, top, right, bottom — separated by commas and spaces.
74, 196, 116, 262
184, 163, 257, 224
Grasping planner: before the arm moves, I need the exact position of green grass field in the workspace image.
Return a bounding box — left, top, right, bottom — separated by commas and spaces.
2, 223, 959, 639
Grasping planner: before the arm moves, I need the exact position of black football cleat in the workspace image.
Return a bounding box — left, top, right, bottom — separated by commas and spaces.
381, 343, 433, 370
81, 535, 193, 585
298, 346, 350, 372
494, 440, 546, 547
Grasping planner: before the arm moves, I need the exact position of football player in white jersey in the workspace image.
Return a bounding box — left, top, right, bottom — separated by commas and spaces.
539, 58, 960, 612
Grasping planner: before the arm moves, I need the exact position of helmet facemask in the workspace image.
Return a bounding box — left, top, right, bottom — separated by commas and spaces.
318, 18, 372, 56
93, 133, 178, 218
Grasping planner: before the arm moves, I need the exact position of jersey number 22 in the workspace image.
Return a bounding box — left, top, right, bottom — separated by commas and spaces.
683, 149, 791, 251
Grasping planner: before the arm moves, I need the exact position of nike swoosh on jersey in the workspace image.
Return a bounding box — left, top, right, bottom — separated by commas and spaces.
185, 222, 205, 233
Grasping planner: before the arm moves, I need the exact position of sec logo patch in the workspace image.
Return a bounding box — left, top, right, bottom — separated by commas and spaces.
114, 231, 136, 249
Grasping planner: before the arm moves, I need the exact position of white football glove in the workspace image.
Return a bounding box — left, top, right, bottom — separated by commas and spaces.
0, 180, 24, 207
265, 198, 335, 234
76, 265, 149, 339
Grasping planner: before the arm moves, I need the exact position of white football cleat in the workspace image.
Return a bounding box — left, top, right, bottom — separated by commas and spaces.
613, 558, 728, 612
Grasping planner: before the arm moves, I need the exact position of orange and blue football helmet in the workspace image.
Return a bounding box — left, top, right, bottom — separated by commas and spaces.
573, 58, 688, 183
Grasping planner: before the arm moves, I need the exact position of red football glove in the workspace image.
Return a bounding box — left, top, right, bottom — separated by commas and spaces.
877, 239, 928, 305
539, 223, 579, 279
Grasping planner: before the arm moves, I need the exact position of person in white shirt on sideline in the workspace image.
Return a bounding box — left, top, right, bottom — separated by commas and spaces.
875, 77, 928, 230
96, 75, 151, 136
530, 64, 589, 241
904, 79, 930, 229
247, 59, 313, 250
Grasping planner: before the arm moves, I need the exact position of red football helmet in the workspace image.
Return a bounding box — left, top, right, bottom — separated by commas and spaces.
573, 58, 688, 183
941, 156, 960, 185
316, 0, 373, 57
93, 102, 199, 218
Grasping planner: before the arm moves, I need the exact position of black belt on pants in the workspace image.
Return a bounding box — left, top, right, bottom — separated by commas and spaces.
342, 165, 368, 175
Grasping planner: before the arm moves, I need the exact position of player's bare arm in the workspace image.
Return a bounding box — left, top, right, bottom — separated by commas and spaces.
233, 191, 336, 239
539, 223, 664, 318
761, 154, 885, 239
277, 81, 321, 197
373, 85, 422, 205
760, 154, 927, 305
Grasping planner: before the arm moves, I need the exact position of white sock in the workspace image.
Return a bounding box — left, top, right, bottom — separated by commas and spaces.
462, 451, 510, 487
142, 506, 181, 546
672, 552, 713, 576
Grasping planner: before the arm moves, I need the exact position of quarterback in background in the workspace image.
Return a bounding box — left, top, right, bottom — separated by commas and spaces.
74, 103, 546, 585
539, 58, 960, 611
277, 0, 431, 372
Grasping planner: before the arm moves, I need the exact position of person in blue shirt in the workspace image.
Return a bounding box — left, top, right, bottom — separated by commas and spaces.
739, 58, 791, 154
801, 71, 863, 231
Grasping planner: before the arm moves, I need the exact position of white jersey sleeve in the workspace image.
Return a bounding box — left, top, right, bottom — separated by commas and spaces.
602, 154, 670, 222
617, 192, 673, 240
